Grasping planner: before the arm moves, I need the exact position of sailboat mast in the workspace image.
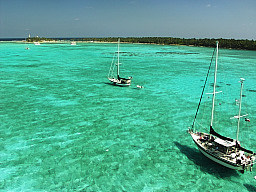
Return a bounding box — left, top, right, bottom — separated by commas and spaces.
210, 41, 219, 128
117, 38, 120, 79
236, 78, 245, 142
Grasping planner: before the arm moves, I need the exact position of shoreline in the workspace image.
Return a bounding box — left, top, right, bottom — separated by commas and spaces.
0, 39, 254, 51
0, 40, 196, 47
0, 40, 236, 50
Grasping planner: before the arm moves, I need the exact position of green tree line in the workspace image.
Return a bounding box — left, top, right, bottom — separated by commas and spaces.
27, 37, 256, 50
74, 37, 256, 50
26, 37, 55, 42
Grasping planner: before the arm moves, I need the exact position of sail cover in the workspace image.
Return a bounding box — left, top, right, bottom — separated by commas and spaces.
210, 126, 234, 142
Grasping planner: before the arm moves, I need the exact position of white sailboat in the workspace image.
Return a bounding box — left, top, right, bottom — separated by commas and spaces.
34, 42, 40, 45
188, 41, 255, 173
108, 38, 132, 87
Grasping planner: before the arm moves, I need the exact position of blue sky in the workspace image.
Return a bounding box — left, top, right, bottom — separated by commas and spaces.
0, 0, 255, 39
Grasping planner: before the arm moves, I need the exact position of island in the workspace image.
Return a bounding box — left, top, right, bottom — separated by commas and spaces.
24, 36, 256, 50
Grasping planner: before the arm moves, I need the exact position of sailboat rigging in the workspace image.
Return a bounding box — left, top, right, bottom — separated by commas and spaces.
188, 41, 255, 173
108, 38, 132, 87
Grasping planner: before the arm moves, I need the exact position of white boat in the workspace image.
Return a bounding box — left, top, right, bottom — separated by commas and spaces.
34, 42, 40, 45
136, 85, 144, 89
188, 41, 255, 173
108, 38, 132, 87
70, 41, 76, 45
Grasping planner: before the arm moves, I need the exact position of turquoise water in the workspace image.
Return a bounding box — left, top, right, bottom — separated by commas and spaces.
0, 42, 256, 191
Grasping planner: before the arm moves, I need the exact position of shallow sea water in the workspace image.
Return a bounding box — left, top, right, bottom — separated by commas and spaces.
0, 42, 256, 191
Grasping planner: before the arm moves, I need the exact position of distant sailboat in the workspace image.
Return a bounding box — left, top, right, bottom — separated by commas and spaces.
188, 41, 255, 173
108, 38, 132, 87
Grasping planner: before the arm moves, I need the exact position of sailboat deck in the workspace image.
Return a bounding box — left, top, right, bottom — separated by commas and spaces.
189, 130, 254, 171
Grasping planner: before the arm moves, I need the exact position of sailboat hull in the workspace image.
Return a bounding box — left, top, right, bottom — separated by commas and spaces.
188, 130, 254, 172
197, 143, 242, 170
108, 78, 131, 87
192, 136, 242, 170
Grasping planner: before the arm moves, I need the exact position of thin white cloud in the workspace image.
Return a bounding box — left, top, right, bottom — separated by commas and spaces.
206, 4, 211, 8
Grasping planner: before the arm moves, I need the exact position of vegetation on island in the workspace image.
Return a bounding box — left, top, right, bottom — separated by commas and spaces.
26, 36, 256, 50
26, 36, 55, 42
81, 37, 256, 50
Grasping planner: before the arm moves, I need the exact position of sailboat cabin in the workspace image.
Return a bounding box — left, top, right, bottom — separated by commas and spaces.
214, 138, 236, 154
